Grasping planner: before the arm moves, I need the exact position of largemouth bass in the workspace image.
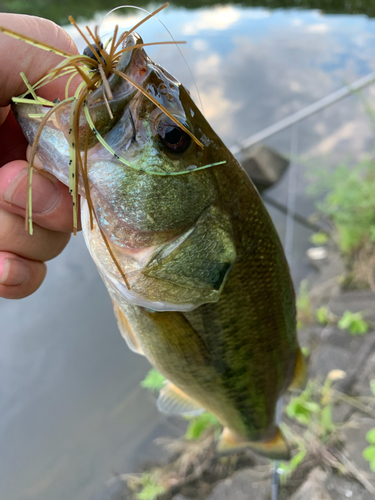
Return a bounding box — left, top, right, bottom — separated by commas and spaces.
12, 22, 306, 459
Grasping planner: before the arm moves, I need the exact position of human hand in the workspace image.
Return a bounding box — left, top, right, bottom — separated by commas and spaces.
0, 14, 80, 299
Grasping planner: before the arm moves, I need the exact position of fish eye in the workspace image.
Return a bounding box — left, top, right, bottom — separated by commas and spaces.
159, 126, 191, 153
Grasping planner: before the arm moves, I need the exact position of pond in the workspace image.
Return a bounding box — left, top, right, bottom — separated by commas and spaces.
0, 2, 375, 500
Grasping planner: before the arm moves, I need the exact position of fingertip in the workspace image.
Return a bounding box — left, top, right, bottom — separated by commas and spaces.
0, 252, 46, 299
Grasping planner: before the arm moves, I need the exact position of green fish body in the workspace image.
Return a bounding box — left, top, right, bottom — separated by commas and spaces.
14, 32, 305, 459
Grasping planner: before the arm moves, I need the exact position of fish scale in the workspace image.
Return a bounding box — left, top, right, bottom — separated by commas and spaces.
13, 26, 306, 460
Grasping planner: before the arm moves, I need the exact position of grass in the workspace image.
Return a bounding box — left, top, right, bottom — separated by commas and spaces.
307, 151, 375, 291
308, 157, 375, 257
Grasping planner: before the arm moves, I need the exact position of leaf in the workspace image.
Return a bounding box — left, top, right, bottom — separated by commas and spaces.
290, 449, 307, 469
137, 484, 166, 500
310, 232, 329, 245
286, 396, 317, 426
370, 379, 375, 397
366, 428, 375, 444
363, 445, 375, 461
338, 311, 368, 335
303, 401, 320, 413
137, 474, 166, 500
185, 412, 221, 440
141, 369, 166, 391
301, 346, 310, 357
321, 405, 334, 434
278, 449, 307, 480
349, 319, 368, 335
316, 306, 329, 325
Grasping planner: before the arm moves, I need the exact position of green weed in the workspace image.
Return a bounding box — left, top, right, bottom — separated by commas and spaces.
338, 311, 369, 335
136, 474, 166, 500
280, 370, 345, 480
308, 158, 375, 256
277, 449, 307, 477
316, 306, 330, 325
141, 368, 166, 391
310, 231, 329, 245
285, 375, 335, 437
185, 412, 221, 440
363, 380, 375, 473
363, 435, 375, 473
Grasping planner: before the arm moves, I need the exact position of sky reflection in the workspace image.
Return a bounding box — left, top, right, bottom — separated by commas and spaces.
62, 6, 375, 147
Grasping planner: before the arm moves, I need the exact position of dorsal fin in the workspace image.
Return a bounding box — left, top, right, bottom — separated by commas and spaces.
157, 382, 204, 416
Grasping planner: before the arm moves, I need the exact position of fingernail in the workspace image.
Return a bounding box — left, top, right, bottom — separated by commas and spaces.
0, 258, 30, 286
4, 168, 59, 213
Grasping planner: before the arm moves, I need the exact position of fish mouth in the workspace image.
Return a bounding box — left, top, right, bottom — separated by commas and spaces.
117, 33, 145, 73
12, 31, 149, 171
88, 31, 147, 100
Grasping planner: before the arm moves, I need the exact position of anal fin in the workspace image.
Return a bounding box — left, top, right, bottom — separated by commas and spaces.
289, 347, 307, 391
113, 302, 144, 356
157, 382, 204, 417
217, 426, 290, 460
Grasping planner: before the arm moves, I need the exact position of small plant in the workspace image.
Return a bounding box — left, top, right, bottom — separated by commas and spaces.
307, 154, 375, 290
285, 381, 320, 426
338, 310, 369, 335
278, 449, 307, 478
136, 474, 166, 500
363, 430, 375, 473
185, 412, 221, 440
363, 380, 375, 473
310, 231, 329, 245
308, 158, 375, 256
316, 306, 330, 325
280, 370, 346, 480
141, 368, 166, 391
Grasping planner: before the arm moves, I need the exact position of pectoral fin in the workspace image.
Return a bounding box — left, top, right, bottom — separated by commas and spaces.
113, 302, 144, 355
157, 382, 204, 416
142, 205, 236, 294
217, 427, 290, 460
289, 347, 307, 391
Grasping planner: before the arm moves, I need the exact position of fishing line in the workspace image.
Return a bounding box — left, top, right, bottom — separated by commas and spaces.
98, 4, 205, 114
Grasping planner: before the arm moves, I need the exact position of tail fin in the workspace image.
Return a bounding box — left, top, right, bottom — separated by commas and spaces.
217, 426, 290, 460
